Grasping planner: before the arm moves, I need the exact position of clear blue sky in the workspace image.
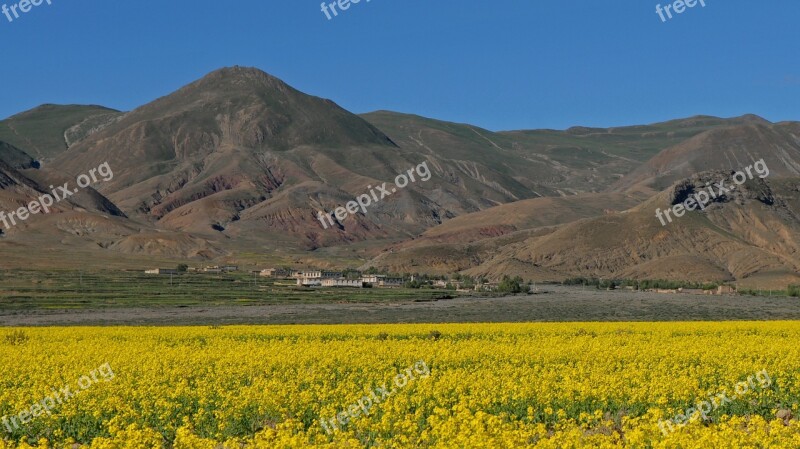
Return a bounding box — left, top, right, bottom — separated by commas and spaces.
0, 0, 797, 131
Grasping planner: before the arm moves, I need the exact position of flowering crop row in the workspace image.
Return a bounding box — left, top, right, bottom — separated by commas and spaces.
1, 322, 799, 448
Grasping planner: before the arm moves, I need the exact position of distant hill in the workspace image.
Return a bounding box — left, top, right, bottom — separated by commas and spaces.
612, 119, 800, 194
57, 67, 657, 251
50, 67, 457, 249
368, 174, 800, 288
0, 66, 798, 285
0, 104, 122, 161
363, 111, 770, 197
0, 137, 223, 267
362, 192, 643, 274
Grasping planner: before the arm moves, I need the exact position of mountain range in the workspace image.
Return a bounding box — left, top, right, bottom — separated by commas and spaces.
1, 66, 799, 287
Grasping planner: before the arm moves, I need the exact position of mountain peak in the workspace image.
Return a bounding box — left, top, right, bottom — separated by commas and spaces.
179, 66, 293, 97
736, 113, 772, 125
201, 66, 281, 84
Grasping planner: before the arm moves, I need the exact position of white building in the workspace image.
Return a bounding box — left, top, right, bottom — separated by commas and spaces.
379, 277, 404, 288
321, 279, 363, 288
145, 268, 179, 275
298, 278, 322, 287
361, 275, 384, 284
361, 275, 404, 288
296, 270, 342, 286
260, 268, 293, 278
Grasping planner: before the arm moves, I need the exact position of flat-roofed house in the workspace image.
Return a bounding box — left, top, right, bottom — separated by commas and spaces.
379, 277, 404, 288
298, 277, 322, 287
362, 275, 386, 286
321, 279, 363, 288
299, 270, 321, 279
260, 268, 293, 278
296, 270, 340, 286
145, 268, 179, 275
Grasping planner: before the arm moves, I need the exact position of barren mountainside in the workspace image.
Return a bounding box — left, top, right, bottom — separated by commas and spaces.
0, 66, 798, 284
0, 104, 122, 161
368, 174, 800, 288
612, 120, 800, 193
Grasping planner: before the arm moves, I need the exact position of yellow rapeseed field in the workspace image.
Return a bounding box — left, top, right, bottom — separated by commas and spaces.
2, 322, 800, 448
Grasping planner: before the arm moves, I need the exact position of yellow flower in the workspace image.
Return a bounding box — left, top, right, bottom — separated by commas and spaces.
0, 322, 798, 447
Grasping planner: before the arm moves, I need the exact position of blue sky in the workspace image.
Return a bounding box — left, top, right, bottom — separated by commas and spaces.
0, 0, 797, 130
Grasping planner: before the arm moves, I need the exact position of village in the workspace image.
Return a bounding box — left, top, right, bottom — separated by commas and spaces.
264, 268, 407, 289
143, 266, 504, 291
141, 266, 744, 296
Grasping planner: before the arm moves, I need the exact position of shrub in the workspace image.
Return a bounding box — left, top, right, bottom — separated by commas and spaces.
498, 275, 525, 293
404, 280, 422, 289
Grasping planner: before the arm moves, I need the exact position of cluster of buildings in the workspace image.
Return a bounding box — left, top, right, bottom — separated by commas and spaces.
144, 268, 179, 275
644, 285, 736, 295
190, 265, 239, 274
143, 265, 495, 292
144, 265, 492, 291
144, 265, 239, 275
260, 269, 405, 288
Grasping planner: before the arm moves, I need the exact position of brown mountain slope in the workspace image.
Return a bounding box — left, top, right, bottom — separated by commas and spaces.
462, 174, 800, 288
0, 208, 226, 269
0, 141, 38, 170
8, 68, 782, 257
365, 171, 800, 287
49, 67, 564, 251
0, 141, 223, 265
51, 67, 420, 246
612, 120, 800, 194
361, 112, 765, 198
0, 142, 85, 234
2, 67, 799, 274
0, 104, 122, 161
0, 141, 126, 220
364, 192, 645, 274
415, 193, 646, 244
